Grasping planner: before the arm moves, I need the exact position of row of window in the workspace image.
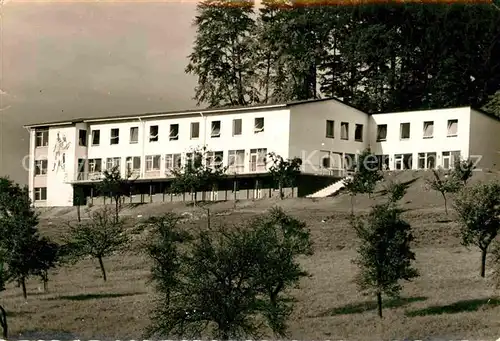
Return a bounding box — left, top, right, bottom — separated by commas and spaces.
79, 149, 267, 174
34, 118, 265, 148
376, 119, 458, 141
325, 121, 364, 141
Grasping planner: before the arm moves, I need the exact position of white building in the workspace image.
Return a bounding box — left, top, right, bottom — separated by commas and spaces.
24, 98, 500, 207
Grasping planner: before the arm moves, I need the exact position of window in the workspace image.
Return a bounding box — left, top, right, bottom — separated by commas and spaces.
442, 151, 460, 169
340, 122, 349, 140
254, 117, 264, 133
145, 155, 161, 171
130, 127, 139, 144
376, 124, 387, 142
91, 130, 100, 146
88, 158, 102, 173
149, 125, 159, 142
186, 152, 203, 168
169, 124, 179, 141
250, 148, 267, 172
78, 129, 87, 146
106, 157, 121, 170
326, 120, 334, 138
423, 121, 434, 138
233, 119, 242, 136
206, 151, 224, 168
228, 150, 245, 173
77, 159, 86, 173
400, 123, 410, 139
165, 153, 182, 174
34, 160, 48, 175
125, 156, 141, 175
211, 121, 221, 138
110, 128, 119, 145
190, 122, 200, 139
34, 187, 47, 201
354, 124, 363, 142
447, 119, 458, 137
35, 129, 49, 147
417, 152, 436, 169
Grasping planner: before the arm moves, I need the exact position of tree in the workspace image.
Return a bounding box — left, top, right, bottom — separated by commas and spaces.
185, 0, 259, 107
142, 213, 192, 307
450, 157, 475, 186
453, 181, 500, 278
383, 180, 408, 204
482, 89, 500, 117
0, 177, 59, 299
344, 149, 383, 214
65, 206, 129, 281
0, 250, 8, 338
267, 152, 302, 199
351, 203, 419, 318
98, 165, 132, 223
146, 207, 312, 339
354, 148, 383, 198
425, 169, 460, 215
169, 146, 227, 205
33, 237, 60, 292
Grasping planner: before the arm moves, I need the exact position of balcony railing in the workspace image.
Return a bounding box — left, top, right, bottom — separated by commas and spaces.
227, 164, 244, 174
144, 170, 161, 179
249, 162, 266, 173
76, 171, 103, 181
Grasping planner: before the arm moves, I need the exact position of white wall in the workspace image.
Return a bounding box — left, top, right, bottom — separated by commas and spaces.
288, 100, 369, 174
86, 109, 291, 176
370, 107, 471, 169
45, 126, 77, 206
469, 109, 500, 171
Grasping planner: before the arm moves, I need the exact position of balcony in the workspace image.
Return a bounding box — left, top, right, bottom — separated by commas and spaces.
227, 164, 244, 174
76, 172, 103, 181
144, 170, 161, 179
249, 162, 266, 173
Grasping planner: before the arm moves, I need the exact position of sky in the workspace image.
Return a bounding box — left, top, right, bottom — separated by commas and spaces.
0, 0, 199, 185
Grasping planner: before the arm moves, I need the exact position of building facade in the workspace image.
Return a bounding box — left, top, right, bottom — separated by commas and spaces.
24, 98, 500, 207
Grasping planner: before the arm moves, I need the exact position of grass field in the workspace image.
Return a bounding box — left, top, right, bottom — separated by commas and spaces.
4, 170, 500, 340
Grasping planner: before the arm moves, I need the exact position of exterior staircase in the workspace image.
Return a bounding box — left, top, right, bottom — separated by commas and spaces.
306, 176, 353, 198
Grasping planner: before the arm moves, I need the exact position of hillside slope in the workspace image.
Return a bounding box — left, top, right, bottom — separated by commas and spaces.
4, 170, 500, 340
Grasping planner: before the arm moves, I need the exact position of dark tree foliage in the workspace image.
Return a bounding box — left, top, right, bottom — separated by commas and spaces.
352, 203, 419, 318
142, 213, 192, 306
267, 152, 302, 199
190, 2, 500, 111
453, 181, 500, 278
146, 207, 312, 339
186, 0, 259, 107
0, 177, 59, 300
450, 157, 476, 186
65, 206, 129, 282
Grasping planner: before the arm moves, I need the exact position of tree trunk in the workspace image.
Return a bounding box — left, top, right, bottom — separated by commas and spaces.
114, 197, 120, 223
350, 195, 354, 215
0, 305, 7, 338
21, 277, 27, 300
76, 201, 81, 222
98, 256, 107, 281
377, 292, 383, 318
481, 248, 487, 278
279, 181, 284, 200
43, 270, 48, 292
442, 192, 448, 215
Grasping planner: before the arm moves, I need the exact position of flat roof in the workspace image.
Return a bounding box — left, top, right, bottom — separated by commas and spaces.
23, 97, 500, 129
22, 97, 365, 128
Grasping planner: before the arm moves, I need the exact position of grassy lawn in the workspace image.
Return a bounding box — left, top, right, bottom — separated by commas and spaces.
4, 170, 500, 340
